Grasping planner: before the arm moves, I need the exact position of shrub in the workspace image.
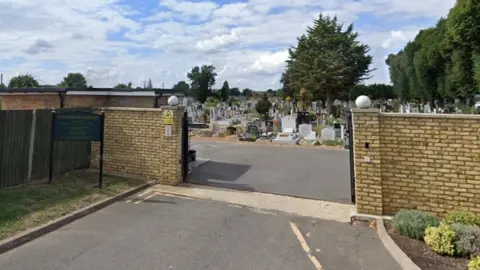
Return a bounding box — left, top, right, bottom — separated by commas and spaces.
443, 211, 480, 227
451, 223, 480, 256
392, 210, 440, 240
424, 224, 457, 256
469, 256, 480, 270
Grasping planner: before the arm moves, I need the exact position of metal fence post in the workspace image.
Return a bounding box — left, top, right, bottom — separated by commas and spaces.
27, 110, 37, 182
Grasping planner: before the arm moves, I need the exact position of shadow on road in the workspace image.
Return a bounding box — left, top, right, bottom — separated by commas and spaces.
187, 161, 255, 191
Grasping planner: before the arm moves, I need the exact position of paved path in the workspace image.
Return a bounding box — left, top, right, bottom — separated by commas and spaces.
190, 140, 351, 203
0, 189, 400, 270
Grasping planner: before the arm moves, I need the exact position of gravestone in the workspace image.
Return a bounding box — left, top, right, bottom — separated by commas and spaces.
298, 124, 316, 141
281, 116, 296, 132
240, 123, 260, 141
333, 123, 344, 140
265, 120, 274, 133
298, 124, 312, 138
297, 111, 310, 125
320, 127, 336, 141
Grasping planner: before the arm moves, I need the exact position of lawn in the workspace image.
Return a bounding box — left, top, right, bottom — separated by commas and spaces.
0, 170, 146, 241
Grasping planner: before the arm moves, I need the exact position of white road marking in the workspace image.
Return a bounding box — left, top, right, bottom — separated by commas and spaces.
289, 222, 323, 270
134, 193, 157, 204
125, 189, 154, 203
137, 189, 153, 197
160, 193, 195, 200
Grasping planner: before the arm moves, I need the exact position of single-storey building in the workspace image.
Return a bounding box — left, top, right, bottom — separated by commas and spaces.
0, 88, 185, 110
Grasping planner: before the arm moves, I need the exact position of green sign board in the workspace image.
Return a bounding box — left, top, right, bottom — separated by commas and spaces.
53, 111, 102, 141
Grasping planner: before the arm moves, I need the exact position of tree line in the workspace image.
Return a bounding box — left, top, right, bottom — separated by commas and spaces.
386, 0, 480, 104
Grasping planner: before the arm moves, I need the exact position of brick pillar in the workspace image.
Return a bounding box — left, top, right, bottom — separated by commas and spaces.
159, 106, 184, 186
91, 107, 184, 186
351, 108, 383, 215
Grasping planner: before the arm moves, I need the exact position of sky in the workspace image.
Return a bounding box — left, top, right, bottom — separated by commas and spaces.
0, 0, 456, 90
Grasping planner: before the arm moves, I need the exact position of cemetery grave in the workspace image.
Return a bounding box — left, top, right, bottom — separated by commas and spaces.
186, 98, 352, 149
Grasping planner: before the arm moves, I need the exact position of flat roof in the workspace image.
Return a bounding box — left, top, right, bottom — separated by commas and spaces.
0, 87, 184, 96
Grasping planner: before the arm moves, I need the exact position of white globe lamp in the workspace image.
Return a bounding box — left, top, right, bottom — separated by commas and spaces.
167, 95, 179, 106
355, 95, 371, 109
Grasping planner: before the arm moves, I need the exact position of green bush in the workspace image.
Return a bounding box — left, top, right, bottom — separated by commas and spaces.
392, 210, 440, 240
424, 224, 457, 256
451, 223, 480, 256
469, 256, 480, 270
443, 211, 480, 227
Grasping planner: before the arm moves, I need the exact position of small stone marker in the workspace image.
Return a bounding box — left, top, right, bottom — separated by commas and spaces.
298, 124, 312, 138
164, 110, 174, 125
320, 127, 335, 141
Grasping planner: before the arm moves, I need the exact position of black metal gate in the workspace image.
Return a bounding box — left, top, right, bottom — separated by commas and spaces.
346, 110, 356, 203
181, 111, 189, 181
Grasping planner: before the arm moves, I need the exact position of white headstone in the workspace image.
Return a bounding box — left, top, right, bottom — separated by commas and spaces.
320, 127, 336, 141
281, 116, 296, 132
298, 124, 313, 138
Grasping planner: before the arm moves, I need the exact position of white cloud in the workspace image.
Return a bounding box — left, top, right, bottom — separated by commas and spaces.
196, 30, 240, 52
0, 0, 456, 89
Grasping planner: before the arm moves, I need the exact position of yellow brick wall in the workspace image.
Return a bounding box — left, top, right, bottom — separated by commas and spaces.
91, 106, 184, 185
352, 109, 480, 217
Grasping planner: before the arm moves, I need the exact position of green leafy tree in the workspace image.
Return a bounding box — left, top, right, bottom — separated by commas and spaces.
114, 82, 133, 89
255, 93, 272, 120
8, 74, 39, 88
173, 81, 190, 95
59, 73, 87, 89
349, 84, 396, 100
220, 81, 230, 101
285, 14, 373, 113
297, 88, 312, 111
242, 88, 253, 98
280, 72, 293, 99
386, 0, 480, 105
229, 87, 241, 96
187, 65, 217, 103
204, 96, 220, 108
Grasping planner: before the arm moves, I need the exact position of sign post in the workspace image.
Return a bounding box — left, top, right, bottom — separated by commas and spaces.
49, 110, 105, 188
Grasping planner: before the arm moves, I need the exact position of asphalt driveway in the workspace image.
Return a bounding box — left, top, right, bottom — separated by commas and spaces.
189, 141, 351, 203
0, 192, 399, 270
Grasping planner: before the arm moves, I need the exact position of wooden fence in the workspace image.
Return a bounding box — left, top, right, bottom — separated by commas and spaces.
0, 109, 91, 188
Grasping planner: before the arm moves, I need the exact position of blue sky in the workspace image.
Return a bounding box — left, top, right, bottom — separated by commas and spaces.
0, 0, 455, 89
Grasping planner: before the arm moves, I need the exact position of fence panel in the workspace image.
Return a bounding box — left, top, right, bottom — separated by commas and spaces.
0, 108, 92, 188
32, 109, 91, 179
0, 110, 33, 187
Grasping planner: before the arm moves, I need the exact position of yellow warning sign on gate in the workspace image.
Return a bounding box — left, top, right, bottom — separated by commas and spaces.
163, 110, 174, 125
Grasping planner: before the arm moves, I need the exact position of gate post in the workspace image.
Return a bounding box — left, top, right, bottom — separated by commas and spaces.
181, 110, 189, 181
346, 109, 355, 204
351, 96, 383, 216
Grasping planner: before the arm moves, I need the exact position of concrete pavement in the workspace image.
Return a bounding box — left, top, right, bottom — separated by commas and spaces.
189, 140, 351, 203
0, 188, 400, 270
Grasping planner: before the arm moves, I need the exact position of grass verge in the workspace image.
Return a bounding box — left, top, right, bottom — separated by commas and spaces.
0, 170, 146, 241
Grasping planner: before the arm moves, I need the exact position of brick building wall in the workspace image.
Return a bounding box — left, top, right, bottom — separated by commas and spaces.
352, 108, 480, 217
64, 96, 108, 108
0, 94, 60, 110
91, 107, 184, 185
0, 94, 171, 110
106, 96, 155, 108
